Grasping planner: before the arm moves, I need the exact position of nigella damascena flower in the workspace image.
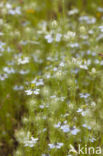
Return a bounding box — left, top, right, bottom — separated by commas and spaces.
48, 142, 64, 149
24, 137, 38, 147
45, 34, 53, 43
18, 57, 29, 65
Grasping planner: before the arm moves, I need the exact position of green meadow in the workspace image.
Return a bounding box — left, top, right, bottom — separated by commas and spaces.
0, 0, 103, 155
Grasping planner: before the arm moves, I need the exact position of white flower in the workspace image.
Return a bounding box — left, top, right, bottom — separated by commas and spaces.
8, 7, 21, 15
79, 93, 90, 99
94, 59, 99, 64
59, 62, 65, 67
86, 59, 91, 65
25, 88, 40, 96
24, 137, 38, 147
77, 108, 83, 113
0, 74, 8, 81
55, 33, 62, 42
18, 57, 29, 65
79, 64, 88, 70
48, 143, 55, 149
54, 122, 61, 128
35, 79, 44, 86
69, 43, 79, 48
45, 34, 53, 43
97, 7, 103, 12
82, 124, 91, 130
19, 70, 29, 75
88, 29, 94, 34
68, 8, 79, 15
0, 32, 4, 36
60, 124, 70, 133
71, 128, 80, 135
33, 89, 40, 95
45, 73, 51, 79
6, 3, 12, 9
100, 60, 103, 65
3, 67, 15, 74
91, 101, 96, 107
98, 25, 103, 32
48, 142, 64, 149
13, 85, 24, 91
56, 143, 64, 149
15, 7, 21, 15
53, 67, 58, 71
64, 31, 76, 40
25, 90, 32, 95
72, 58, 88, 70
50, 95, 56, 99
0, 41, 6, 49
81, 111, 88, 116
79, 16, 96, 24
39, 105, 45, 109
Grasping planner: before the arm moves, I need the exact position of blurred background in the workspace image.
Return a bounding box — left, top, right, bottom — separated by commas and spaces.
0, 0, 103, 156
